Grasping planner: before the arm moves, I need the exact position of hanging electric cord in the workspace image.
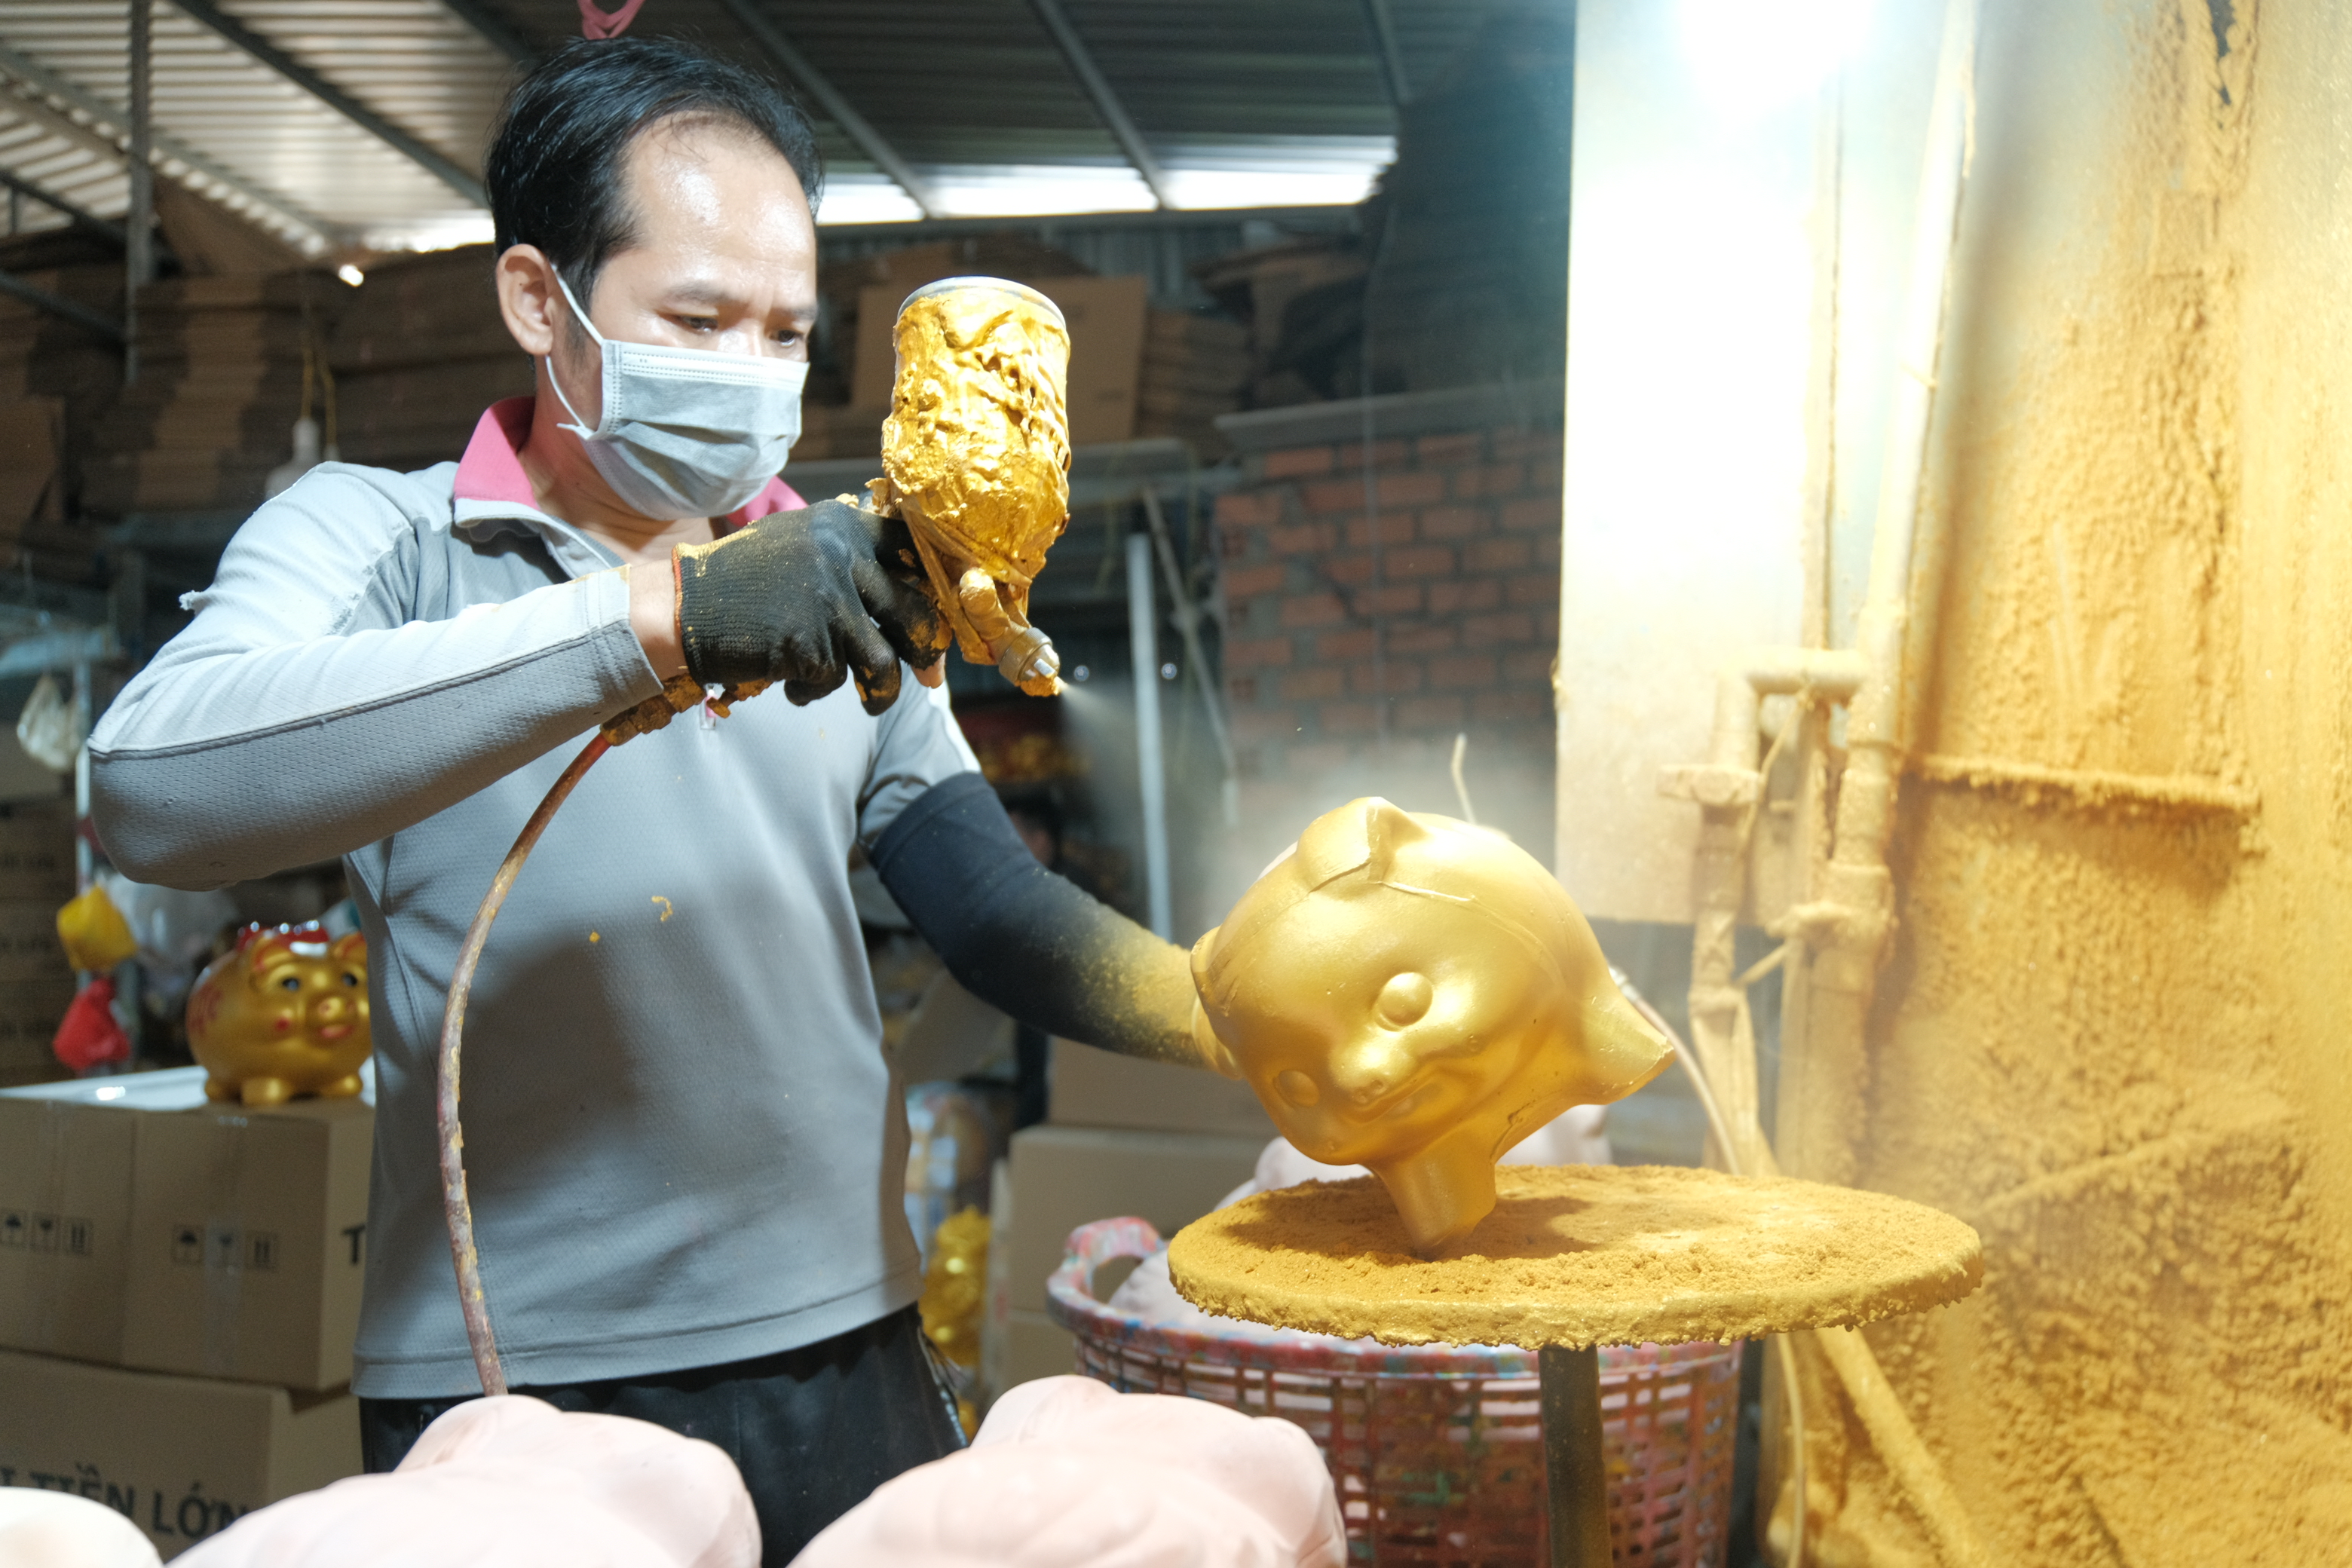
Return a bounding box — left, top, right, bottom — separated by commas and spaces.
1611, 967, 1807, 1568
437, 672, 764, 1396
1449, 732, 1477, 825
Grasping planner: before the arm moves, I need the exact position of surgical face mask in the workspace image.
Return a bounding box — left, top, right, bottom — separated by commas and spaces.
545, 269, 807, 521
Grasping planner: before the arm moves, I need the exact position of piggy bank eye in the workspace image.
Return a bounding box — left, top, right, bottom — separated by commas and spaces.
1275, 1069, 1321, 1107
1374, 972, 1434, 1028
341, 972, 360, 988
277, 975, 302, 992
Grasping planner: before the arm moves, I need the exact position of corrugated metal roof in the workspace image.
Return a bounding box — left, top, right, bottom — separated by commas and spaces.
0, 0, 1511, 253
2, 1, 500, 253
0, 105, 130, 236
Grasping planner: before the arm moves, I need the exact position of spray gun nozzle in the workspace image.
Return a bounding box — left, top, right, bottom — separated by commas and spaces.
996, 626, 1061, 694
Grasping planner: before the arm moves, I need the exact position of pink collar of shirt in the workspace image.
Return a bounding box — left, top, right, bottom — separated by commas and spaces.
453, 397, 804, 531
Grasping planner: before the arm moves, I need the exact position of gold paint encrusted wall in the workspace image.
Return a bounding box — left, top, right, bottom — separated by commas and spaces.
1774, 0, 2352, 1560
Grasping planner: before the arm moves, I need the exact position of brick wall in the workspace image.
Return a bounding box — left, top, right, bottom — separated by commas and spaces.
1210, 386, 1565, 887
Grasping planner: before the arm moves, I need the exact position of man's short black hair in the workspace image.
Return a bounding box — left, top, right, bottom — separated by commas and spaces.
485, 37, 823, 302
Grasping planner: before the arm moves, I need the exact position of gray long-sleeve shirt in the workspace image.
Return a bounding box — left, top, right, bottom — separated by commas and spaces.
90, 412, 978, 1397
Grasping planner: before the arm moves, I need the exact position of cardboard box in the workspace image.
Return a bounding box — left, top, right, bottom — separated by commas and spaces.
0, 1070, 213, 1362
0, 898, 70, 983
0, 976, 79, 1081
851, 274, 1150, 447
0, 813, 74, 893
0, 1348, 360, 1560
0, 1069, 374, 1389
124, 1095, 372, 1391
1049, 1039, 1274, 1138
982, 1129, 1258, 1407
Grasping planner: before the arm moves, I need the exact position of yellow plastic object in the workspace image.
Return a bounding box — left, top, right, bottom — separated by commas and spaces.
873, 277, 1072, 697
918, 1206, 991, 1373
56, 886, 137, 973
186, 923, 370, 1107
1190, 798, 1674, 1254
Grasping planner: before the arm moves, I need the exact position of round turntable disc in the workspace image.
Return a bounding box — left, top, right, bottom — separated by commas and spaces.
1168, 1164, 1983, 1349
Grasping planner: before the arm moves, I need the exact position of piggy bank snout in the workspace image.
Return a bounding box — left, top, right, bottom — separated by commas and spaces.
307, 991, 360, 1039
1326, 1037, 1416, 1107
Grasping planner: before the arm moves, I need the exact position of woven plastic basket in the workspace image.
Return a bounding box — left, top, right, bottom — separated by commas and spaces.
1044, 1217, 1740, 1566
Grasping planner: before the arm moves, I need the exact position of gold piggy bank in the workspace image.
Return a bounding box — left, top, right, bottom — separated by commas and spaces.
187, 923, 369, 1107
1190, 798, 1671, 1253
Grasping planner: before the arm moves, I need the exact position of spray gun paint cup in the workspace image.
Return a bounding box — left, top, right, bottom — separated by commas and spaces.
871, 277, 1073, 697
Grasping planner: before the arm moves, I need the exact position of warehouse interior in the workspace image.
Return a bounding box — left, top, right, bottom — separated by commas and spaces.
2, 0, 2349, 1564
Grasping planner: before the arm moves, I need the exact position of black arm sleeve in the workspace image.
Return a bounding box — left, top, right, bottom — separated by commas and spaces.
870, 772, 1202, 1067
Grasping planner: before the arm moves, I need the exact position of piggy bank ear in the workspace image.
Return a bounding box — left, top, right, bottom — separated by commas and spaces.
1361, 798, 1434, 885
1176, 930, 1251, 1081
1188, 926, 1220, 991
1294, 799, 1377, 886
329, 930, 366, 967
1190, 999, 1244, 1080
1187, 928, 1245, 1080
242, 927, 296, 988
1579, 992, 1674, 1100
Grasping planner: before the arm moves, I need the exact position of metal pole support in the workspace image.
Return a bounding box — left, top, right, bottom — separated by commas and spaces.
1125, 531, 1171, 939
126, 0, 155, 384
1540, 1343, 1610, 1568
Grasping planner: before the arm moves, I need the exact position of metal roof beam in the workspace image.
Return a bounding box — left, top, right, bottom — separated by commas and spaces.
0, 39, 339, 254
710, 0, 940, 219
0, 166, 127, 243
1359, 0, 1412, 111
0, 267, 125, 343
438, 0, 536, 67
166, 0, 488, 206
1025, 0, 1171, 209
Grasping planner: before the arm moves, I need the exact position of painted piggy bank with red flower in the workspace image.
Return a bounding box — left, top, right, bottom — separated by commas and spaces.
187, 923, 369, 1107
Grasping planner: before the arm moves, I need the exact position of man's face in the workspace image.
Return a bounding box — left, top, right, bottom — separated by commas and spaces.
562, 117, 818, 395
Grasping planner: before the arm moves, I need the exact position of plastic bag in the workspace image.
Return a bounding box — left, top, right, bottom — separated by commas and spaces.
98, 871, 239, 1005
53, 976, 129, 1072
14, 673, 80, 774
57, 885, 138, 972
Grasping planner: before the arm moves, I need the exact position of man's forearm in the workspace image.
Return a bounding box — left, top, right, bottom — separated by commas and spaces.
870, 773, 1208, 1067
93, 571, 660, 890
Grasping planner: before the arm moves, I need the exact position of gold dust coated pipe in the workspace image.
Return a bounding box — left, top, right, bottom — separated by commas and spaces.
871, 277, 1073, 697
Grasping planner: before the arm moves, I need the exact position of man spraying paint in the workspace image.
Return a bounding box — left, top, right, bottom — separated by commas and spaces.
87, 38, 1208, 1563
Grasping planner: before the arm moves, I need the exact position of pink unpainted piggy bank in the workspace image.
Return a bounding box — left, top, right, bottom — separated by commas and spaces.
173, 1395, 755, 1568
186, 923, 369, 1107
798, 1375, 1346, 1566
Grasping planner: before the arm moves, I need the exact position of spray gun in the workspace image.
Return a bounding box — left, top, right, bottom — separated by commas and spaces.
438, 277, 1075, 1395
867, 277, 1072, 697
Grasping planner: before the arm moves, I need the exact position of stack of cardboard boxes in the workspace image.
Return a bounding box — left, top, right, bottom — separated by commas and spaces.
0, 1068, 369, 1557
1134, 311, 1251, 452
80, 276, 327, 518
0, 234, 132, 564
332, 247, 534, 476
981, 1043, 1273, 1404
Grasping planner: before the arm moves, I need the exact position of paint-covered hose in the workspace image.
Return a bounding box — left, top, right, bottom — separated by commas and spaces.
438, 675, 762, 1396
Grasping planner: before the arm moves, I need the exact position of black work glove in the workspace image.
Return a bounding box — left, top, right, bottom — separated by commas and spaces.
674, 500, 942, 714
